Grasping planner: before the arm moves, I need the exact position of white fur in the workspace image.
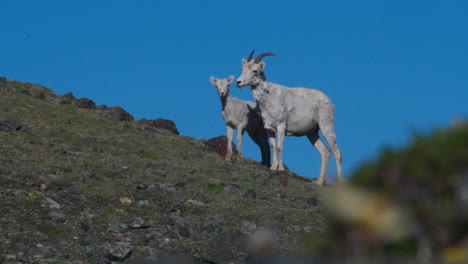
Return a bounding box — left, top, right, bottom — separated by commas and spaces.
236, 53, 343, 185
210, 76, 270, 166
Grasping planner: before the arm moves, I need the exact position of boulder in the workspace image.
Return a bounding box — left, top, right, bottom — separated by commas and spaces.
75, 98, 96, 109
108, 106, 134, 122
142, 118, 179, 135
58, 92, 75, 104
205, 136, 237, 159
0, 119, 22, 133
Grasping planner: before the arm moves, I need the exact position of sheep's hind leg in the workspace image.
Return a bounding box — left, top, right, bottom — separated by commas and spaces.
319, 104, 343, 183
307, 132, 330, 186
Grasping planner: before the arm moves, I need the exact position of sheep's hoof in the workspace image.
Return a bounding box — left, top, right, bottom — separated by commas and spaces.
314, 179, 325, 186
270, 163, 278, 170
237, 154, 243, 160
278, 164, 285, 171
225, 155, 231, 161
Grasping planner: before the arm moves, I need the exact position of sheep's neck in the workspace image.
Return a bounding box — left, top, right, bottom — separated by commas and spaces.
251, 73, 269, 104
220, 93, 231, 111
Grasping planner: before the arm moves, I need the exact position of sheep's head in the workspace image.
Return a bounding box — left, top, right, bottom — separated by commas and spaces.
236, 50, 275, 88
210, 75, 234, 98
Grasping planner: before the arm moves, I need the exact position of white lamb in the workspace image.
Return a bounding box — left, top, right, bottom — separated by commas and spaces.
210, 75, 270, 167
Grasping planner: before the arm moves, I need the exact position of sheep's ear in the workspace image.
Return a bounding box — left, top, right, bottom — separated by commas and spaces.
209, 76, 216, 85
227, 75, 234, 84
257, 62, 265, 72
241, 58, 247, 65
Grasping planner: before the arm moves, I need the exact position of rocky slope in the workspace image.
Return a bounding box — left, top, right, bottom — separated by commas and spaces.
0, 80, 325, 263
3, 79, 466, 264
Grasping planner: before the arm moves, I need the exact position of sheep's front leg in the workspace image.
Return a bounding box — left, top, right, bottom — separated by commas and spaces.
236, 126, 245, 160
276, 124, 286, 171
269, 131, 278, 170
226, 126, 234, 160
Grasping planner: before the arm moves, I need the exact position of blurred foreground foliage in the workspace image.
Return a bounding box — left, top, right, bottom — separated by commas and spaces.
314, 121, 468, 263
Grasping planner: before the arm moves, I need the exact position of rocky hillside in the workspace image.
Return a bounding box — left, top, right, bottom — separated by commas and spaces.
3, 79, 467, 264
0, 80, 325, 263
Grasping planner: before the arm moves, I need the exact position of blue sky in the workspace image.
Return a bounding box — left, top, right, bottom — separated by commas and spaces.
2, 1, 467, 181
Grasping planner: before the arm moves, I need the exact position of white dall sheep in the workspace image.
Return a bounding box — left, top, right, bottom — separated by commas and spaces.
210, 75, 270, 167
236, 51, 342, 185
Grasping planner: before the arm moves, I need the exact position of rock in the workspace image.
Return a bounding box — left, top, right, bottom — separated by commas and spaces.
79, 222, 90, 231
40, 183, 48, 191
205, 136, 237, 158
71, 194, 82, 200
32, 254, 44, 259
159, 216, 175, 225
107, 224, 120, 233
48, 211, 67, 223
243, 189, 256, 199
0, 119, 22, 133
139, 118, 180, 135
174, 182, 186, 189
45, 197, 61, 209
165, 230, 180, 240
58, 92, 75, 104
137, 200, 150, 207
28, 84, 55, 99
20, 90, 32, 96
135, 149, 145, 155
241, 220, 257, 233
119, 197, 132, 205
47, 181, 71, 191
104, 241, 133, 261
62, 92, 75, 100
307, 197, 319, 206
130, 218, 150, 229
185, 199, 207, 207
33, 92, 46, 100
136, 183, 148, 190
179, 227, 191, 238
150, 118, 179, 135
75, 98, 96, 109
276, 192, 287, 200
66, 151, 85, 157
174, 218, 186, 228
5, 254, 16, 261
96, 104, 108, 110
85, 244, 96, 252
148, 183, 161, 190
224, 183, 241, 192
108, 106, 134, 122
278, 176, 289, 187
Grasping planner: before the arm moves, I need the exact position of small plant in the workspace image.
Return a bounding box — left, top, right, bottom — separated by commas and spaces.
206, 183, 224, 193
138, 151, 153, 159
37, 223, 64, 235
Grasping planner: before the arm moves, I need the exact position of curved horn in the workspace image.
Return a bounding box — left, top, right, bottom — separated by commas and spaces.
254, 52, 275, 63
247, 50, 255, 62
